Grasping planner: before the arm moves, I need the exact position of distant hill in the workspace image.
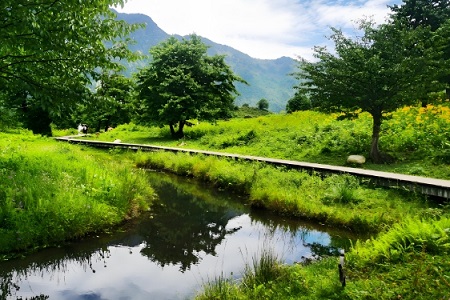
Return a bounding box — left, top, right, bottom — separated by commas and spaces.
116, 11, 298, 112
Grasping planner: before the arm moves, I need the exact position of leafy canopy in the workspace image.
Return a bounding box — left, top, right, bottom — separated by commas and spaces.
285, 91, 311, 113
0, 0, 140, 115
136, 34, 246, 138
257, 98, 269, 111
295, 21, 443, 162
390, 0, 450, 97
71, 72, 135, 132
390, 0, 450, 31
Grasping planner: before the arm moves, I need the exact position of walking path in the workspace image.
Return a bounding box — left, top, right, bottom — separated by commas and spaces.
55, 136, 450, 199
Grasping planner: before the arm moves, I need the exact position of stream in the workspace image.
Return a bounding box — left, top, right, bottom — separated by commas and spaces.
0, 171, 360, 300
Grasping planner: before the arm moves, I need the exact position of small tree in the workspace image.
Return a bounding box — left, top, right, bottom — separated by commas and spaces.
92, 72, 135, 132
257, 98, 269, 111
286, 91, 311, 113
295, 21, 442, 163
136, 34, 246, 138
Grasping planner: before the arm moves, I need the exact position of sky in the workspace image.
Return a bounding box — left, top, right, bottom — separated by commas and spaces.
115, 0, 403, 61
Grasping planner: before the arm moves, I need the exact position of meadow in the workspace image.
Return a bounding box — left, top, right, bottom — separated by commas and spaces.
57, 102, 450, 299
67, 103, 450, 179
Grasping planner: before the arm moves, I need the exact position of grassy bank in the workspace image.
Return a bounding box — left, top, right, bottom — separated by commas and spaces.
195, 217, 450, 300
133, 151, 445, 234
0, 131, 154, 256
130, 150, 449, 298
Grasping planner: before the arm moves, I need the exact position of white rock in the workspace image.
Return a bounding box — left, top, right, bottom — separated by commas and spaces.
113, 139, 121, 143
347, 155, 366, 164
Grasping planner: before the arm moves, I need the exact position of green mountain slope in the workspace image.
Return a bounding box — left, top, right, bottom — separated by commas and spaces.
116, 11, 297, 112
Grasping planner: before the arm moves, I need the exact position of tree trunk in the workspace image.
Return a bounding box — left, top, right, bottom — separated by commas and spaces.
96, 121, 101, 133
169, 121, 186, 139
177, 120, 185, 138
446, 87, 450, 100
104, 116, 111, 132
370, 111, 383, 164
169, 123, 176, 137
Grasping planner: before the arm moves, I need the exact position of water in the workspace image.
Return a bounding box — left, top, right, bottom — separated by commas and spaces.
0, 171, 357, 300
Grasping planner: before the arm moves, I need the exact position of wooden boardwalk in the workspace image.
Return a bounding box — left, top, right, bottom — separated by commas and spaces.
55, 137, 450, 199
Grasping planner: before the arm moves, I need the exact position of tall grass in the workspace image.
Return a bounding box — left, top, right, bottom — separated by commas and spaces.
0, 132, 154, 255
241, 247, 283, 289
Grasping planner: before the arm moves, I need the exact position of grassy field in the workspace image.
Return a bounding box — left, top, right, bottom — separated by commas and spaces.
60, 103, 450, 180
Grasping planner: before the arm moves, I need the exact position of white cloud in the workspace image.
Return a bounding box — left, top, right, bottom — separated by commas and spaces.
115, 0, 401, 60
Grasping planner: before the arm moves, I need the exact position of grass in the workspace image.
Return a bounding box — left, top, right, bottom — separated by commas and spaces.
0, 130, 155, 256
65, 102, 450, 180
133, 151, 443, 234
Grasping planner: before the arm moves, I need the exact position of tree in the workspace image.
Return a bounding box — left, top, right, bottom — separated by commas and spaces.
390, 0, 450, 98
295, 21, 442, 163
390, 0, 450, 31
257, 98, 269, 111
0, 0, 140, 134
286, 91, 311, 113
136, 34, 246, 138
74, 72, 135, 132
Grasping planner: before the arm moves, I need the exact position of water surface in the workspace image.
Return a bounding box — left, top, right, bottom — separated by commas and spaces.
0, 171, 356, 300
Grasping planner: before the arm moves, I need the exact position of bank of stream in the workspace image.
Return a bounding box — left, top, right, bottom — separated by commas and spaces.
0, 171, 363, 300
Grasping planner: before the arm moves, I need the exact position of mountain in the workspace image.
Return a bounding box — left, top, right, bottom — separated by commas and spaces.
116, 11, 298, 112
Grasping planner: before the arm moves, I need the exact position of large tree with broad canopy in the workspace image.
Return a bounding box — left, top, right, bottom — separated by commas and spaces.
135, 34, 246, 138
294, 21, 445, 163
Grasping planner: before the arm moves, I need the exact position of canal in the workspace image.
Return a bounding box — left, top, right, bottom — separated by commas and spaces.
0, 171, 359, 300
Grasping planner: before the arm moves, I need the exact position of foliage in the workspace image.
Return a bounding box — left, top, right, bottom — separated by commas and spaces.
295, 20, 443, 163
343, 217, 450, 299
135, 34, 246, 138
256, 98, 269, 111
286, 90, 311, 113
0, 0, 141, 135
390, 0, 450, 98
72, 72, 136, 132
0, 132, 154, 255
390, 0, 450, 31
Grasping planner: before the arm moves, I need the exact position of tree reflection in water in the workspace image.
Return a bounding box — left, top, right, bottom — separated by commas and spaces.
138, 178, 243, 272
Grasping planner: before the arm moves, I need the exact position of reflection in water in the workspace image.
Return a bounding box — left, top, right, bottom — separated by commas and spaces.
138, 178, 242, 272
0, 171, 358, 300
